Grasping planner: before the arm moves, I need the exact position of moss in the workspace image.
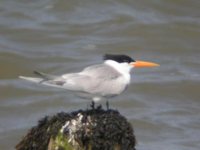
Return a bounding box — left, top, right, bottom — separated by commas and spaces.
16, 113, 72, 150
48, 132, 75, 150
16, 107, 136, 150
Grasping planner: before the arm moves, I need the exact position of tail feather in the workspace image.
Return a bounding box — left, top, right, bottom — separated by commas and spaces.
19, 76, 43, 83
19, 71, 66, 89
19, 75, 66, 89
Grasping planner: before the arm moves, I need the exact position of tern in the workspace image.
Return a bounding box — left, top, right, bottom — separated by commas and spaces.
19, 54, 159, 103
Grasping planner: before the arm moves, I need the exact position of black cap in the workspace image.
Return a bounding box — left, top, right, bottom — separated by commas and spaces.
103, 54, 135, 63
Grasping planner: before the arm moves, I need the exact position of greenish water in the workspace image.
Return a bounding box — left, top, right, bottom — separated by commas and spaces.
0, 0, 200, 149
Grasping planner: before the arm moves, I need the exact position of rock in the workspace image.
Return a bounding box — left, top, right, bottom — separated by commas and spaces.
16, 107, 136, 150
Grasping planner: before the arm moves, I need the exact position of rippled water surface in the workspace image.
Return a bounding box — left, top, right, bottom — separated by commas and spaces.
0, 0, 200, 149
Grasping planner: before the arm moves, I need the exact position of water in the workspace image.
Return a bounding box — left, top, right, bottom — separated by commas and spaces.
0, 0, 200, 149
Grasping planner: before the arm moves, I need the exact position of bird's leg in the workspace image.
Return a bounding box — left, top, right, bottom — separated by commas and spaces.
90, 100, 95, 109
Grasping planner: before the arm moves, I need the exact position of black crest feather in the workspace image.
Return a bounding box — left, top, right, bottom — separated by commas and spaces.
103, 54, 135, 63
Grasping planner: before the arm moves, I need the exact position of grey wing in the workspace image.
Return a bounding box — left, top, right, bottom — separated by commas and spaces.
81, 64, 121, 79
76, 64, 124, 96
61, 73, 96, 91
61, 64, 121, 94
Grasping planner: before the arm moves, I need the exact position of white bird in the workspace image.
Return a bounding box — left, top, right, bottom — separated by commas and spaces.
19, 54, 159, 103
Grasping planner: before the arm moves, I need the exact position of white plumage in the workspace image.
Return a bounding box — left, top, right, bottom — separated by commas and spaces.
19, 54, 159, 102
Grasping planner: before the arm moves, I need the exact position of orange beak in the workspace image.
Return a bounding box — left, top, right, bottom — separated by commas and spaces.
130, 61, 160, 68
